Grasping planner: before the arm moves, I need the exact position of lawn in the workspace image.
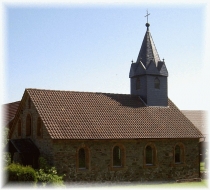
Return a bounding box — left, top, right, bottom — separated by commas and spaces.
66, 180, 208, 189
130, 179, 208, 189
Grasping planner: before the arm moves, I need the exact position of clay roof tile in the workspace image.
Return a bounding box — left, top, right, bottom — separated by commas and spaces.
25, 89, 203, 140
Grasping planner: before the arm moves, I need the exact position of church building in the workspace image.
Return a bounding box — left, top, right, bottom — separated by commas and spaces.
8, 18, 203, 182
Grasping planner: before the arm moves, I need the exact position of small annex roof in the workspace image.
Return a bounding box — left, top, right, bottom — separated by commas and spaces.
181, 110, 208, 140
2, 101, 20, 126
10, 88, 203, 140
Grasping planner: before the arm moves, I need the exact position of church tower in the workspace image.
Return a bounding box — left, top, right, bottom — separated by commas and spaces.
129, 16, 168, 106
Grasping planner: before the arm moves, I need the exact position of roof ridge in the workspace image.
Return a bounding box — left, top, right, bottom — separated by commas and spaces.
26, 88, 134, 96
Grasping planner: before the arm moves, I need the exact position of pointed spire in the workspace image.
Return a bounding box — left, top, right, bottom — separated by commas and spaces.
136, 12, 160, 68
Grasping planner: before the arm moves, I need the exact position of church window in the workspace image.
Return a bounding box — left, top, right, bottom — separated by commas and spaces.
136, 77, 140, 90
113, 146, 122, 167
146, 145, 153, 164
18, 120, 21, 137
144, 143, 157, 166
111, 144, 125, 169
79, 148, 86, 168
154, 77, 160, 89
174, 143, 184, 164
26, 114, 32, 136
77, 147, 89, 170
37, 117, 42, 137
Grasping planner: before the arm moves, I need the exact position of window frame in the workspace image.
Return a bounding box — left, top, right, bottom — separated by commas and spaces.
76, 146, 90, 172
26, 114, 32, 137
144, 143, 157, 168
154, 77, 160, 89
110, 144, 126, 171
174, 143, 185, 166
113, 146, 122, 167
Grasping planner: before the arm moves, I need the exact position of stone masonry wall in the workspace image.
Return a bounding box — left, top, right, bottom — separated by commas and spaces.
52, 138, 200, 182
11, 95, 54, 164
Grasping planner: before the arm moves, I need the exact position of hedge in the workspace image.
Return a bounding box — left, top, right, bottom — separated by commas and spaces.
5, 163, 37, 183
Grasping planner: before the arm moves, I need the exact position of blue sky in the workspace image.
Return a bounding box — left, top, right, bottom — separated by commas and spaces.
1, 1, 210, 110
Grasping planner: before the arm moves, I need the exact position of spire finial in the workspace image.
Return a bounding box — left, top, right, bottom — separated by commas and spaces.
145, 10, 150, 29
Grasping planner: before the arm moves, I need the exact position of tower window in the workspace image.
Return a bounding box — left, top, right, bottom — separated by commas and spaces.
136, 77, 140, 90
154, 77, 160, 89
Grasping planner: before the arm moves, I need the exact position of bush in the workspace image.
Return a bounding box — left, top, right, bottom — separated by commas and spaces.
36, 168, 65, 187
5, 163, 37, 183
36, 157, 65, 187
5, 157, 65, 187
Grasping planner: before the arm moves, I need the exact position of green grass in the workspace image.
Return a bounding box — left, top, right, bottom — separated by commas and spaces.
137, 180, 208, 188
114, 179, 209, 189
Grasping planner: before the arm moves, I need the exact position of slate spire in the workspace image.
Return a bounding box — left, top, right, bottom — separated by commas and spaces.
136, 22, 160, 67
129, 14, 168, 107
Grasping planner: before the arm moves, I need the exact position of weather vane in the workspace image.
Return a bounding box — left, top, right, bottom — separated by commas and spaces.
145, 10, 150, 23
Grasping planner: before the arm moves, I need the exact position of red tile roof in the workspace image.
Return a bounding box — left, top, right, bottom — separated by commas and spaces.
2, 101, 20, 125
19, 89, 204, 139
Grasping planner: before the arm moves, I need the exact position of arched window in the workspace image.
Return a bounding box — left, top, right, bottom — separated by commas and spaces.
174, 144, 184, 164
154, 77, 160, 89
37, 117, 42, 137
78, 148, 86, 169
146, 145, 153, 165
18, 120, 21, 137
144, 143, 157, 166
136, 77, 140, 90
26, 114, 32, 136
113, 146, 122, 167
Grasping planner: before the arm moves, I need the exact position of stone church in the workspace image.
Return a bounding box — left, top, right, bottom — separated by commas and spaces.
8, 20, 203, 182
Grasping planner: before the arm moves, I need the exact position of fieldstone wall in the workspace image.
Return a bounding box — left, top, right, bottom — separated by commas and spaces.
11, 96, 54, 164
52, 138, 200, 182
10, 94, 200, 182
